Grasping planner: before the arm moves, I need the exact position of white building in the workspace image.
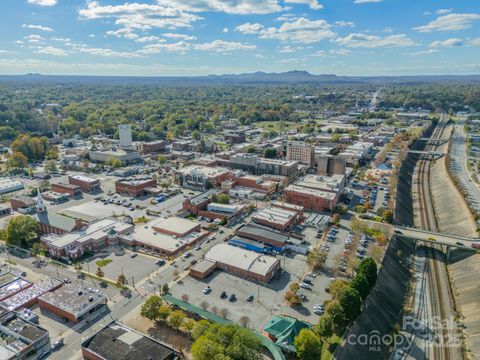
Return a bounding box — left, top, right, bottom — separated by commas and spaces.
118, 124, 132, 147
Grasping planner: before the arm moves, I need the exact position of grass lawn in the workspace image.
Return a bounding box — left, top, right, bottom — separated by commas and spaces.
321, 333, 342, 360
95, 259, 113, 267
254, 121, 298, 132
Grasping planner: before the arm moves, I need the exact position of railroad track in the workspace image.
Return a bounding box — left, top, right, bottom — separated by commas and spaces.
412, 114, 456, 360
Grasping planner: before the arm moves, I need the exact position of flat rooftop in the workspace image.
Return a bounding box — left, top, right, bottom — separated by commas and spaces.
271, 200, 304, 212
236, 224, 289, 245
82, 321, 178, 360
205, 244, 279, 277
39, 285, 105, 319
1, 278, 62, 311
177, 165, 231, 177
116, 177, 155, 186
296, 174, 344, 192
253, 206, 297, 227
151, 217, 199, 236
42, 219, 133, 249
69, 174, 99, 183
132, 223, 204, 253
285, 185, 337, 200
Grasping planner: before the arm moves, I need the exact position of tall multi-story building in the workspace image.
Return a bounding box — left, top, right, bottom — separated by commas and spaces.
317, 155, 347, 176
225, 154, 298, 181
118, 124, 132, 147
286, 142, 314, 167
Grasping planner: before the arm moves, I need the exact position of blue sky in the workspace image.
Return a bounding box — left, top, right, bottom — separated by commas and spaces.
0, 0, 479, 76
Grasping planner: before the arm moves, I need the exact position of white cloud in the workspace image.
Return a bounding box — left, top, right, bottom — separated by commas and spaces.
235, 23, 265, 34
71, 43, 142, 58
194, 40, 256, 53
335, 21, 355, 27
135, 35, 162, 43
430, 38, 464, 48
36, 46, 68, 56
163, 33, 197, 40
275, 13, 297, 22
51, 37, 71, 42
284, 0, 323, 10
106, 28, 139, 39
278, 45, 304, 53
22, 24, 53, 32
335, 33, 415, 48
254, 54, 267, 59
27, 0, 57, 6
411, 49, 439, 55
88, 34, 96, 38
79, 1, 201, 30
468, 37, 480, 46
353, 0, 383, 4
137, 41, 192, 54
237, 17, 336, 44
436, 9, 452, 15
413, 13, 480, 32
24, 34, 45, 44
223, 28, 229, 33
0, 50, 15, 54
329, 48, 350, 55
156, 0, 284, 14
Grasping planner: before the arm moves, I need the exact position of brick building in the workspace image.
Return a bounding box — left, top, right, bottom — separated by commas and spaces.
115, 177, 157, 197
10, 196, 35, 212
68, 175, 101, 193
51, 182, 82, 197
37, 285, 107, 324
286, 142, 315, 167
175, 165, 233, 190
284, 185, 338, 212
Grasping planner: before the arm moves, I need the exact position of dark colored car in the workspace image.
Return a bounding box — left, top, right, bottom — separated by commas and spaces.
220, 291, 227, 299
229, 294, 236, 302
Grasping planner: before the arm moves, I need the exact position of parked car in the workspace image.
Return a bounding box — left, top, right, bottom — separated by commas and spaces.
229, 294, 236, 302
52, 339, 64, 351
203, 286, 212, 295
130, 252, 137, 258
220, 291, 228, 299
300, 282, 312, 290
246, 295, 254, 302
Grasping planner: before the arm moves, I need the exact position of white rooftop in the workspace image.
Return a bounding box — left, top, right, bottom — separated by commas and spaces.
285, 185, 337, 200
205, 244, 279, 277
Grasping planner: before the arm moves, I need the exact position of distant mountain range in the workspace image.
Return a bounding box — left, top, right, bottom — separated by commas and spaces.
0, 70, 479, 85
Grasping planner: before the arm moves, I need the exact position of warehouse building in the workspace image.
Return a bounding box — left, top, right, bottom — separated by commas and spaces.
175, 165, 233, 190
38, 285, 107, 324
191, 244, 280, 283
81, 321, 181, 360
284, 185, 338, 212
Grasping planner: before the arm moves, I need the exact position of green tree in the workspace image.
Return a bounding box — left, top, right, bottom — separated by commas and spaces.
5, 216, 39, 248
339, 287, 362, 323
117, 273, 127, 288
357, 257, 378, 290
30, 242, 45, 260
6, 152, 28, 170
158, 304, 171, 322
44, 160, 57, 173
191, 323, 262, 360
167, 309, 185, 329
161, 283, 169, 295
263, 148, 277, 159
307, 248, 328, 271
317, 314, 334, 342
246, 146, 256, 153
106, 157, 122, 168
350, 273, 370, 301
181, 318, 196, 334
192, 320, 211, 340
140, 295, 163, 322
325, 300, 347, 327
293, 328, 322, 360
216, 194, 230, 204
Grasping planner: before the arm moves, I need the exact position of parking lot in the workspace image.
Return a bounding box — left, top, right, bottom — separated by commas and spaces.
83, 249, 158, 285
